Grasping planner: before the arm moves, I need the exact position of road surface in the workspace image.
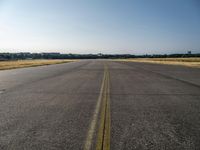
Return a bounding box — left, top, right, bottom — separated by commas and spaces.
0, 60, 200, 150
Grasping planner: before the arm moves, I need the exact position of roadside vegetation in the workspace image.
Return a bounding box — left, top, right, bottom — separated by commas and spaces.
0, 59, 76, 70
117, 58, 200, 68
1, 52, 200, 69
1, 52, 200, 60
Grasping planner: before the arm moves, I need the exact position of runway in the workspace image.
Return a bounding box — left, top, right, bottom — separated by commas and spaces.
0, 60, 200, 149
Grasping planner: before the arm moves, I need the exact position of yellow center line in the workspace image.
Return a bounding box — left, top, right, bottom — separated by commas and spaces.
84, 64, 111, 150
84, 65, 107, 150
103, 67, 111, 150
96, 65, 111, 150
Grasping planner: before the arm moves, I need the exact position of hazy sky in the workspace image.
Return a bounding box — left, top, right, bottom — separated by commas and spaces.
0, 0, 200, 54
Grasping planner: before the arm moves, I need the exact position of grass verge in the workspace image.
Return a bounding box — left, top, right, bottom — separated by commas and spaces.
116, 58, 200, 68
0, 59, 77, 70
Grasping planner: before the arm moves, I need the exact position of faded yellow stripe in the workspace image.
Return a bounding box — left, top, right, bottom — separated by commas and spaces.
84, 66, 106, 150
103, 68, 111, 150
96, 65, 111, 150
84, 64, 111, 150
96, 70, 108, 150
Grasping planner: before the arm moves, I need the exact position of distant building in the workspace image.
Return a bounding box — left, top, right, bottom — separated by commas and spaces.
97, 53, 103, 57
41, 52, 60, 55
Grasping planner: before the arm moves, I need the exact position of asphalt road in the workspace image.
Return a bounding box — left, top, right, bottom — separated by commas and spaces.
0, 60, 200, 150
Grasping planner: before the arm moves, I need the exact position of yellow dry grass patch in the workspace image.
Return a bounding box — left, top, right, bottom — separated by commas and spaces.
0, 59, 77, 70
117, 58, 200, 68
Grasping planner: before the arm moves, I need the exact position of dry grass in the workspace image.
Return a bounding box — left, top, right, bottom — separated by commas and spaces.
0, 59, 77, 70
116, 58, 200, 68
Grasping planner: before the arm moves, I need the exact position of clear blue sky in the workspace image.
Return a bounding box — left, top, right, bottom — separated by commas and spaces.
0, 0, 200, 54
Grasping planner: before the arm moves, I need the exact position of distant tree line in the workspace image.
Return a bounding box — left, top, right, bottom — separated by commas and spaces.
0, 52, 200, 60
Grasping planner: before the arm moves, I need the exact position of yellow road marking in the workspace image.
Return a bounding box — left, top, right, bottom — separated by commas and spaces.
103, 68, 110, 150
84, 66, 107, 150
96, 65, 111, 150
84, 64, 111, 150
